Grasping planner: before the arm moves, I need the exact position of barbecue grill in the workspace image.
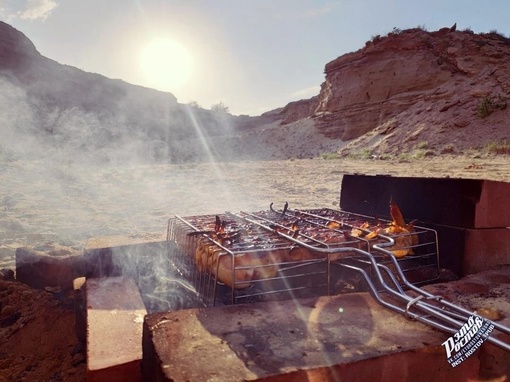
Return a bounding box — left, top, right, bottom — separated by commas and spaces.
156, 201, 510, 353
83, 173, 510, 382
166, 204, 438, 306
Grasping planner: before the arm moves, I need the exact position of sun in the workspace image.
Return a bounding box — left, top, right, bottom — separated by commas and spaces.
139, 38, 193, 90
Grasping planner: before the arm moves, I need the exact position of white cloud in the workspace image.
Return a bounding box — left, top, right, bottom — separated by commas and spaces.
302, 5, 333, 18
0, 0, 58, 21
291, 85, 321, 99
18, 0, 58, 20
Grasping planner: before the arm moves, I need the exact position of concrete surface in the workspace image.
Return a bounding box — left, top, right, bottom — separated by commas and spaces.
142, 294, 480, 381
86, 277, 147, 382
141, 265, 510, 381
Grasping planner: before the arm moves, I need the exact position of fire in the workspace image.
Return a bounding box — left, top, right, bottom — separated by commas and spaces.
349, 199, 418, 258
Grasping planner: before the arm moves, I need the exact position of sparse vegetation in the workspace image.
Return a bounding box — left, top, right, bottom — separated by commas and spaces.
368, 34, 382, 46
485, 140, 510, 155
211, 101, 229, 114
478, 96, 492, 118
397, 152, 411, 162
377, 154, 392, 160
187, 101, 201, 108
320, 152, 341, 160
478, 95, 508, 118
345, 149, 370, 160
358, 148, 372, 159
480, 30, 510, 43
412, 150, 426, 159
389, 27, 402, 35
412, 149, 435, 159
416, 141, 429, 150
488, 29, 508, 39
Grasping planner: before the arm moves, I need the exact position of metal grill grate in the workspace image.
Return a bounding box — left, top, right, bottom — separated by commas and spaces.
166, 205, 439, 307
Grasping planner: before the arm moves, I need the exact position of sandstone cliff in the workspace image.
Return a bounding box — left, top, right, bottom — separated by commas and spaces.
308, 27, 510, 157
1, 21, 509, 163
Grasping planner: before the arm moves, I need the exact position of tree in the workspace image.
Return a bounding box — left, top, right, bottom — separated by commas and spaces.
187, 100, 201, 108
211, 101, 229, 114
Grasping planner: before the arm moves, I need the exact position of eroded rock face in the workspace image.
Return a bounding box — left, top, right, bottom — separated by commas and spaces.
294, 27, 510, 155
2, 21, 509, 162
0, 21, 39, 71
315, 29, 510, 140
280, 96, 319, 125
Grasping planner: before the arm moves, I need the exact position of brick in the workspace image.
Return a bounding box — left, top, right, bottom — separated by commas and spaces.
401, 223, 510, 276
86, 277, 147, 382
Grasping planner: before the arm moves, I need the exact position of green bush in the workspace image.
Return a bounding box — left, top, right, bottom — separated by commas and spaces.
485, 140, 510, 155
320, 152, 341, 160
478, 95, 507, 118
478, 96, 492, 118
397, 152, 410, 162
416, 141, 429, 150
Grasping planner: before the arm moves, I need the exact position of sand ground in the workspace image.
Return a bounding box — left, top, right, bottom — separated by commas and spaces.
2, 156, 510, 271
1, 156, 510, 381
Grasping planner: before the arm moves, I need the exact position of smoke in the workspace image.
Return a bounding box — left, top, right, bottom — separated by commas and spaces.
0, 78, 40, 161
0, 72, 266, 283
109, 241, 201, 313
0, 61, 340, 313
1, 78, 173, 165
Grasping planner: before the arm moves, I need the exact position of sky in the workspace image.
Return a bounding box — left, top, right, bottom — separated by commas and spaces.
1, 0, 509, 116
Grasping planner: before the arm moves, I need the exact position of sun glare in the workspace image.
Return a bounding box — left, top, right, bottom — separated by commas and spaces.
139, 38, 193, 90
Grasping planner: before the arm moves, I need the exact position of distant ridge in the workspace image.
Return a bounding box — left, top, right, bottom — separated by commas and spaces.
1, 22, 509, 163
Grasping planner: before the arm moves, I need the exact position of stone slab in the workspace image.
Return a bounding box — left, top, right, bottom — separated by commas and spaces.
83, 234, 168, 278
339, 174, 510, 229
85, 233, 166, 251
86, 277, 147, 382
142, 293, 480, 381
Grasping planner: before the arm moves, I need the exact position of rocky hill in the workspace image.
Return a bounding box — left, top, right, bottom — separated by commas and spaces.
1, 22, 509, 163
0, 21, 287, 163
304, 27, 510, 158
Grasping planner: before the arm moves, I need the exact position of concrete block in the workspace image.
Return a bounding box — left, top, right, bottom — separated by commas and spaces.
16, 245, 84, 290
402, 223, 510, 276
340, 175, 510, 229
142, 293, 480, 381
464, 228, 510, 274
83, 233, 167, 278
86, 277, 147, 382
